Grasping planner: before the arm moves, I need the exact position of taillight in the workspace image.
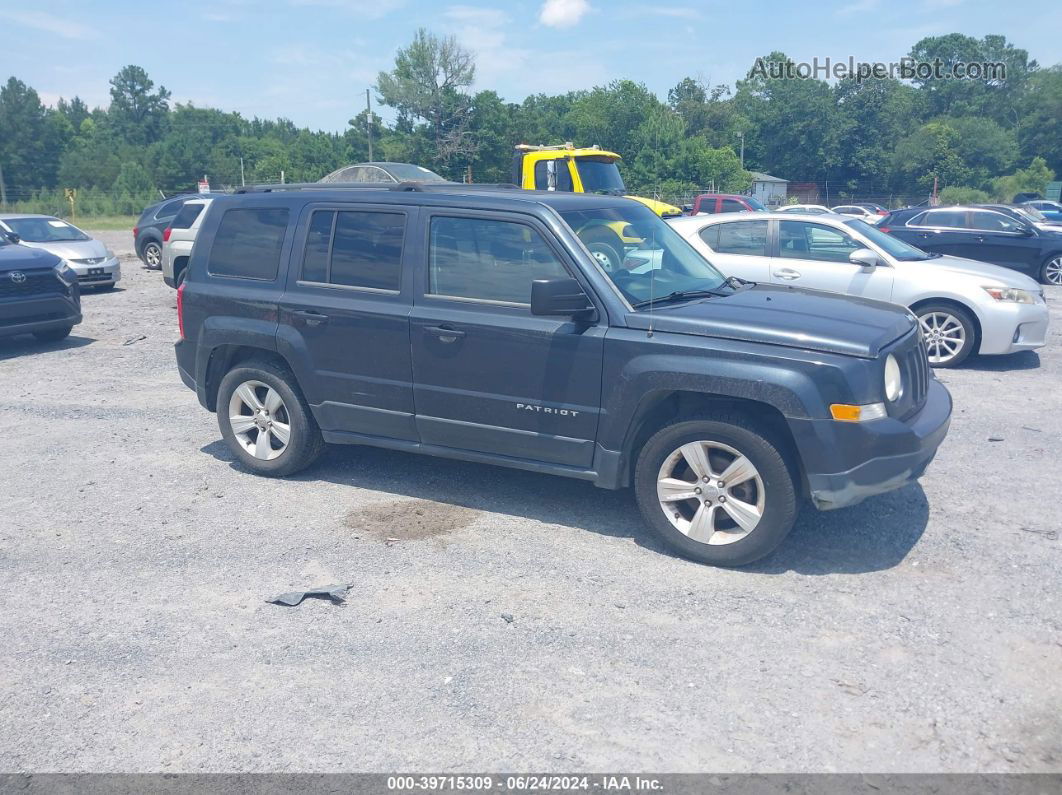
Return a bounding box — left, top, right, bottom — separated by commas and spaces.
163, 227, 172, 242
879, 226, 891, 233
177, 282, 186, 339
133, 226, 139, 238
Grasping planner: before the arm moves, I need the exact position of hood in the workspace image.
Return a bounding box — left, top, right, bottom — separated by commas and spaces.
18, 238, 109, 261
627, 195, 683, 218
626, 285, 915, 359
0, 243, 62, 273
922, 254, 1042, 290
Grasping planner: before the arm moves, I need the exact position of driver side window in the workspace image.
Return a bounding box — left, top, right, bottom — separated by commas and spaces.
778, 221, 862, 263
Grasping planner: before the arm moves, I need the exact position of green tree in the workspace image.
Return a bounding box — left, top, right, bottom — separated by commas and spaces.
375, 28, 476, 169
0, 77, 67, 191
990, 157, 1055, 202
108, 65, 171, 145
892, 121, 971, 192
938, 186, 990, 204
1016, 66, 1062, 176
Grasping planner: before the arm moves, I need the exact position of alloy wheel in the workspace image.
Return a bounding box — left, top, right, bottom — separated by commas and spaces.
1044, 256, 1062, 285
919, 311, 966, 365
656, 440, 765, 545
228, 380, 291, 460
145, 244, 161, 268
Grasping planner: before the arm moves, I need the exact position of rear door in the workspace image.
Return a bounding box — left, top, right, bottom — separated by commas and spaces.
277, 202, 417, 441
695, 219, 771, 281
901, 209, 968, 257
409, 209, 604, 468
770, 219, 894, 301
720, 198, 747, 214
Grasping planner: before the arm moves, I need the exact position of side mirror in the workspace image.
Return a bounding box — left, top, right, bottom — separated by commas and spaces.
531, 277, 596, 319
849, 248, 882, 269
1018, 225, 1035, 237
2, 231, 20, 244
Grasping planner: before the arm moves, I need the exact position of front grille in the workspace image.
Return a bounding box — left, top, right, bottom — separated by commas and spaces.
71, 257, 106, 265
0, 269, 65, 299
890, 332, 930, 418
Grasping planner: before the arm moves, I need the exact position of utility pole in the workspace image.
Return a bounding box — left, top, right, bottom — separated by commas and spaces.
365, 88, 374, 161
0, 159, 6, 210
738, 132, 745, 169
240, 157, 245, 187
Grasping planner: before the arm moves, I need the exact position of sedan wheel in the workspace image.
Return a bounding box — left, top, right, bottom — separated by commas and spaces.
918, 310, 968, 366
227, 380, 292, 461
1042, 256, 1062, 286
656, 440, 765, 545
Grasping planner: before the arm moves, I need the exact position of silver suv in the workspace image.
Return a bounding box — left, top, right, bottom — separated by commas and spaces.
162, 198, 214, 288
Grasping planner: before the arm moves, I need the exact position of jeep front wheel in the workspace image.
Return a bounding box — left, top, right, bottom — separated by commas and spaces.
634, 415, 798, 566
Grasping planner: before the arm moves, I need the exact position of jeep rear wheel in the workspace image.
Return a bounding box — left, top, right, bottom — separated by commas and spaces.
143, 241, 162, 269
217, 359, 324, 477
634, 415, 798, 566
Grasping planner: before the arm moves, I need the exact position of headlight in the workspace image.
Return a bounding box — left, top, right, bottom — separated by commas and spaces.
55, 259, 78, 286
982, 286, 1036, 304
884, 353, 903, 402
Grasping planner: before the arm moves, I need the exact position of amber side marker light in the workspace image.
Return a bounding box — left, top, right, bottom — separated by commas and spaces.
830, 403, 887, 422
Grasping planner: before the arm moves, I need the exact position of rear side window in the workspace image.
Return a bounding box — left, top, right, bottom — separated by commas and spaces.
299, 209, 404, 291
154, 199, 185, 220
208, 208, 289, 280
700, 220, 768, 256
697, 198, 716, 214
428, 216, 568, 304
171, 203, 205, 230
921, 210, 967, 228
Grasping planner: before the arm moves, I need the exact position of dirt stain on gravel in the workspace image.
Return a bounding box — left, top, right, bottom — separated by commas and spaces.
345, 499, 480, 541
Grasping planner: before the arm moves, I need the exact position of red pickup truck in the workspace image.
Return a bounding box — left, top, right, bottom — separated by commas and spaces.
689, 193, 767, 215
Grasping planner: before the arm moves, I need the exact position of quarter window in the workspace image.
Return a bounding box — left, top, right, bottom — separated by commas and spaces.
428, 216, 569, 304
299, 209, 404, 290
208, 208, 289, 280
778, 221, 862, 263
699, 220, 768, 256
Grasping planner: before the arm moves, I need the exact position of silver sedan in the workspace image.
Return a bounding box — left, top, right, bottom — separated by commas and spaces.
0, 214, 121, 290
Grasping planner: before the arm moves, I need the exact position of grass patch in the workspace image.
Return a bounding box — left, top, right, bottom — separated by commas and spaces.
70, 215, 139, 231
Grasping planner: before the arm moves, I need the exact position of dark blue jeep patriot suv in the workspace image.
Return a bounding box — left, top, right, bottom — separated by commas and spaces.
0, 231, 81, 342
175, 184, 951, 566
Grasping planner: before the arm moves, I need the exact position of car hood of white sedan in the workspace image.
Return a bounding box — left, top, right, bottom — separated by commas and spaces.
917, 254, 1041, 290
17, 238, 110, 261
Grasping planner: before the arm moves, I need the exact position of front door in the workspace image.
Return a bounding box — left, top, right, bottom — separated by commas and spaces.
770, 219, 894, 301
278, 204, 417, 441
960, 210, 1042, 273
410, 211, 605, 468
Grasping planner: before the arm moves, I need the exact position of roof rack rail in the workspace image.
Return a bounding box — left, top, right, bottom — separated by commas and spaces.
234, 181, 522, 194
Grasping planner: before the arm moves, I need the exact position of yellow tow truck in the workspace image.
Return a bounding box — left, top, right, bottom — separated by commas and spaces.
511, 143, 682, 271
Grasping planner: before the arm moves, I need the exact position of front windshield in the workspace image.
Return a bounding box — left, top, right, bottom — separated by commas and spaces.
845, 218, 931, 261
745, 196, 767, 211
559, 204, 727, 307
1015, 206, 1047, 223
574, 157, 627, 195
4, 217, 89, 243
385, 163, 447, 182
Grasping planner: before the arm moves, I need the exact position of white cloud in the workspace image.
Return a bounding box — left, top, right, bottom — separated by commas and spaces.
0, 9, 97, 39
539, 0, 591, 28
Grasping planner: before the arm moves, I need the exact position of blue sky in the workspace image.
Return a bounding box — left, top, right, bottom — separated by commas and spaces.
1, 0, 1058, 132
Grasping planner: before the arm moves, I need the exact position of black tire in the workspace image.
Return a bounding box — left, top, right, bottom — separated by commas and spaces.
1039, 253, 1062, 286
32, 325, 73, 343
913, 302, 976, 368
577, 226, 624, 271
216, 358, 324, 477
634, 414, 798, 567
143, 241, 162, 270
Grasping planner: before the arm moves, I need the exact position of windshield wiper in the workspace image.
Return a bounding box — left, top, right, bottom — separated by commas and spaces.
633, 288, 730, 309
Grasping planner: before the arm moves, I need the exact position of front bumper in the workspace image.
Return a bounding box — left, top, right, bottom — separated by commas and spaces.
0, 293, 82, 339
790, 379, 952, 510
71, 256, 121, 287
977, 297, 1049, 355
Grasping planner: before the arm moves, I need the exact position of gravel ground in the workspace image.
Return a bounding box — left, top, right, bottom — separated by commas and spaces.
0, 230, 1059, 773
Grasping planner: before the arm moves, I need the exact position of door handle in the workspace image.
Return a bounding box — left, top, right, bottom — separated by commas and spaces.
773, 268, 801, 280
425, 325, 465, 342
292, 309, 329, 326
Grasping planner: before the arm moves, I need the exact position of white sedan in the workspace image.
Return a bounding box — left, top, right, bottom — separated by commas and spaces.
777, 204, 831, 215
667, 212, 1049, 367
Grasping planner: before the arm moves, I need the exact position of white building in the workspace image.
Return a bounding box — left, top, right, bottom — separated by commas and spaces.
749, 172, 788, 208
